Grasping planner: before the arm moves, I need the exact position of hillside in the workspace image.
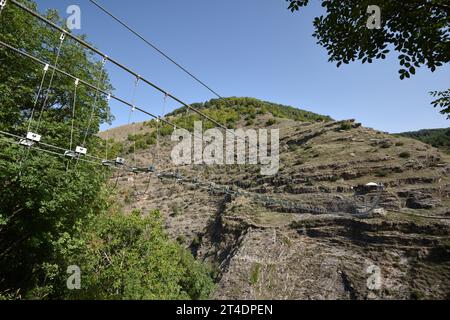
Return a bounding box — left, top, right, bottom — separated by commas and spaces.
102, 97, 450, 300
398, 128, 450, 154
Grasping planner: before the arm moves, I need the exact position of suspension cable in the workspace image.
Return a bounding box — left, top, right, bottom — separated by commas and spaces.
88, 0, 225, 101
0, 0, 7, 17
75, 58, 108, 168
104, 94, 112, 162
68, 79, 79, 153
36, 32, 65, 132
0, 132, 109, 168
19, 63, 50, 174
20, 37, 62, 171
81, 56, 108, 147
158, 94, 167, 165
130, 77, 140, 169
0, 130, 105, 163
127, 113, 137, 191
19, 32, 65, 171
0, 37, 257, 195
26, 65, 48, 132
9, 0, 259, 151
141, 94, 166, 196
0, 39, 172, 127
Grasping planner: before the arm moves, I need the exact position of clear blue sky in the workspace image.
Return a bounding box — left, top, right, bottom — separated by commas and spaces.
35, 0, 449, 133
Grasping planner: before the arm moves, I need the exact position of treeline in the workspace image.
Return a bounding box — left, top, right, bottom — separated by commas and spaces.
123, 97, 333, 150
398, 128, 450, 154
167, 97, 333, 124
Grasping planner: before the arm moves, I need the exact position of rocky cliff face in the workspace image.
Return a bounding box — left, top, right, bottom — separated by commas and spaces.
102, 99, 450, 300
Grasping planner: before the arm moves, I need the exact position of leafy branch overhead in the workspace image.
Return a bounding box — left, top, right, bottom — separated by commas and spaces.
431, 89, 450, 119
286, 0, 450, 115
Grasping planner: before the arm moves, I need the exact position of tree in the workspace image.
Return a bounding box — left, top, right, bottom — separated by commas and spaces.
0, 0, 112, 297
286, 0, 450, 117
0, 1, 214, 300
65, 210, 214, 300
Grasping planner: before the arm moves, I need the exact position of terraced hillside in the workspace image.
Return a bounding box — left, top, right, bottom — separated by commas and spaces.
100, 98, 450, 300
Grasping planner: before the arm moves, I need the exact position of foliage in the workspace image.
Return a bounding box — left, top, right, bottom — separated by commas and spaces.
170, 202, 184, 217
399, 152, 411, 159
0, 0, 112, 137
398, 128, 450, 153
430, 89, 450, 119
340, 121, 353, 131
286, 0, 450, 116
167, 97, 333, 128
0, 0, 111, 297
127, 132, 156, 152
249, 263, 261, 285
375, 169, 389, 177
0, 1, 214, 300
65, 210, 214, 300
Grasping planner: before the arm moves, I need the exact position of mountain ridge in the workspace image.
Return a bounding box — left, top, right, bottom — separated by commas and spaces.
102, 97, 450, 299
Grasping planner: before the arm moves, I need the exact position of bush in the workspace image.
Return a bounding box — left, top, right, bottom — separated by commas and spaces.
410, 289, 426, 300
135, 139, 147, 150
176, 235, 186, 245
266, 119, 277, 126
160, 125, 174, 137
191, 235, 201, 248
375, 169, 389, 177
171, 203, 184, 217
67, 211, 214, 300
399, 152, 411, 158
249, 263, 261, 285
340, 122, 353, 131
246, 119, 255, 126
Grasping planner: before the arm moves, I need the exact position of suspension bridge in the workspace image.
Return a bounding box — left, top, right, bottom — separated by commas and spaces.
0, 0, 384, 218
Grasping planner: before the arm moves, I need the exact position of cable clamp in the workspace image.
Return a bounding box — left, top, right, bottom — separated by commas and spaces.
131, 106, 136, 112
43, 64, 49, 72
60, 32, 66, 42
106, 94, 111, 101
102, 55, 108, 65
75, 78, 79, 86
0, 0, 7, 10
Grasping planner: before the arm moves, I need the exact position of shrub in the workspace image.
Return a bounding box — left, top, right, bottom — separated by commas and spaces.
399, 152, 411, 158
410, 289, 426, 300
375, 169, 389, 177
249, 263, 261, 285
340, 122, 353, 131
191, 235, 201, 248
171, 203, 184, 217
176, 235, 186, 245
135, 139, 147, 150
67, 211, 215, 300
160, 125, 174, 137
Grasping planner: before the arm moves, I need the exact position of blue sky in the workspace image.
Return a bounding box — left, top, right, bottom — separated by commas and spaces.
35, 0, 449, 133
